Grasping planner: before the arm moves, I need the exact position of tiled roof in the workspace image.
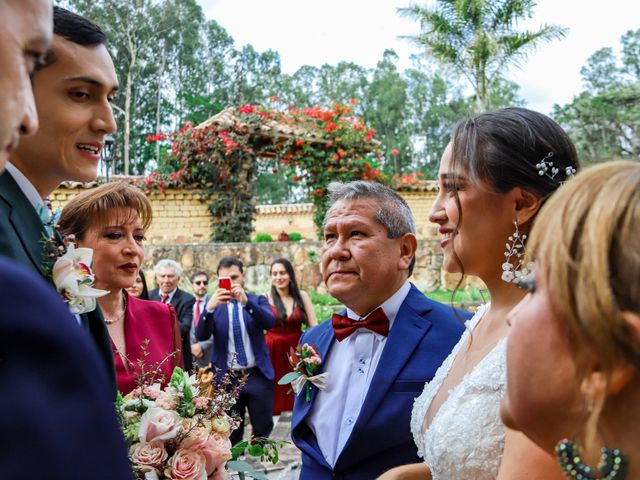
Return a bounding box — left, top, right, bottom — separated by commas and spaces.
256, 203, 314, 214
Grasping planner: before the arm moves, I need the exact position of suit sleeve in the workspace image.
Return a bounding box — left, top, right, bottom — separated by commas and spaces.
0, 259, 132, 479
195, 308, 214, 342
167, 304, 185, 370
245, 294, 276, 330
177, 294, 195, 338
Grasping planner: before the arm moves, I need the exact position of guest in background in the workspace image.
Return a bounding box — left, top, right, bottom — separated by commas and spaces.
58, 182, 184, 395
149, 259, 195, 372
195, 256, 276, 445
190, 270, 213, 370
127, 268, 150, 300
266, 257, 317, 414
502, 161, 640, 479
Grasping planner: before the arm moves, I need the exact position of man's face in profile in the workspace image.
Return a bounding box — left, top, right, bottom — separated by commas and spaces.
0, 0, 52, 171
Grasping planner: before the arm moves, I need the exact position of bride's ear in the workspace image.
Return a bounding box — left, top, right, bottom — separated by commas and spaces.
513, 188, 543, 226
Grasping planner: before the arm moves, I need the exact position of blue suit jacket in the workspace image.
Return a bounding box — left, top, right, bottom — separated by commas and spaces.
195, 293, 276, 381
0, 258, 132, 479
291, 284, 468, 480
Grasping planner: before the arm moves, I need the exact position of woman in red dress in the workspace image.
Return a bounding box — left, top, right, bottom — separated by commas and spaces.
58, 182, 183, 395
266, 258, 317, 414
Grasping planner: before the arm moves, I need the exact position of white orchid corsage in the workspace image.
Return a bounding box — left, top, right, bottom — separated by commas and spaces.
52, 243, 108, 314
278, 343, 329, 402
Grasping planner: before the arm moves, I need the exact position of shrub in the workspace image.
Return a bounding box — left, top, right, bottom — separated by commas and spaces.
254, 232, 273, 243
288, 232, 302, 242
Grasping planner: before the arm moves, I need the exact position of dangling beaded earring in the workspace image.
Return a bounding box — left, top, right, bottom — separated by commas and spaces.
555, 439, 628, 479
501, 221, 532, 284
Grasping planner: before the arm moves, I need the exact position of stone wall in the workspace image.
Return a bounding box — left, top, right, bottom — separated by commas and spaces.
141, 239, 479, 296
50, 187, 212, 245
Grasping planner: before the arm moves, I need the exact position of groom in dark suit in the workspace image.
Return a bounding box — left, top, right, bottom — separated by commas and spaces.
195, 256, 276, 445
291, 181, 466, 479
0, 3, 130, 477
149, 259, 196, 372
0, 6, 119, 396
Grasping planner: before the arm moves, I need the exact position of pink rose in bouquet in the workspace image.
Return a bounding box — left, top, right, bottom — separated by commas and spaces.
138, 408, 182, 443
130, 442, 168, 468
164, 449, 207, 480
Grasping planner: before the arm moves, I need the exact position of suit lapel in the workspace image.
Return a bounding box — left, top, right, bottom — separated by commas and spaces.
291, 321, 336, 471
342, 286, 432, 452
291, 321, 336, 429
0, 172, 45, 274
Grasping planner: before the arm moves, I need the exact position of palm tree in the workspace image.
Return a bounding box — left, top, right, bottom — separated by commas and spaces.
399, 0, 567, 112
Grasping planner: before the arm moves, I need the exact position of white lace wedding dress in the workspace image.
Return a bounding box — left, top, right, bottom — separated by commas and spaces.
410, 304, 507, 479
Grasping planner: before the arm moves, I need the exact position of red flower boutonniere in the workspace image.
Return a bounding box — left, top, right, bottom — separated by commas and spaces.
278, 343, 329, 402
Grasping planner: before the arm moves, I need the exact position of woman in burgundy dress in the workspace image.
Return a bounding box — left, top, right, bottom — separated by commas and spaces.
58, 182, 184, 395
266, 258, 317, 414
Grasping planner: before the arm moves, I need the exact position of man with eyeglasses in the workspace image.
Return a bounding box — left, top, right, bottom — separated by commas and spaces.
190, 270, 213, 370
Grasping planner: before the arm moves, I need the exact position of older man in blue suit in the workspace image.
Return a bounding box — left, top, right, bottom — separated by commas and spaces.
291, 181, 466, 479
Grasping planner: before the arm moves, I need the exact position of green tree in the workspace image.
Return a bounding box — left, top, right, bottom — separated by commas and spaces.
365, 49, 410, 175
399, 0, 566, 112
553, 29, 640, 164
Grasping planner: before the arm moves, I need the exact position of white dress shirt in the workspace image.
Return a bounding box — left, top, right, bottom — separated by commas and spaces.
160, 288, 177, 303
226, 300, 256, 369
5, 162, 42, 210
307, 281, 411, 466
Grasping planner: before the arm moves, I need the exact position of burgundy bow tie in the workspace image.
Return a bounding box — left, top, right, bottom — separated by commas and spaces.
332, 307, 390, 342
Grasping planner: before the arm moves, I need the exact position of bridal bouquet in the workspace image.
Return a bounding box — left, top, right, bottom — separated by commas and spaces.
279, 343, 329, 402
117, 366, 242, 480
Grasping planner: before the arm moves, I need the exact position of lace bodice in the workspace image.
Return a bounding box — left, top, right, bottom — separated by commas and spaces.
410, 305, 507, 479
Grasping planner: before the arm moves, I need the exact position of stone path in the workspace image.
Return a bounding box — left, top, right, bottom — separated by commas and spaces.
231, 411, 302, 479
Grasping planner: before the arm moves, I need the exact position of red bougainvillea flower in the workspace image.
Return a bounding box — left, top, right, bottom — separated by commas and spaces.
238, 105, 255, 114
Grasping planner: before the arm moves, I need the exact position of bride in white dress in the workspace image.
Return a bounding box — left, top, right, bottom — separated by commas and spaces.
379, 107, 579, 480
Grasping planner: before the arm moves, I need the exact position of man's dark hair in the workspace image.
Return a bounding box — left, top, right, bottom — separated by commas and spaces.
190, 271, 209, 283
217, 256, 244, 275
38, 7, 108, 71
53, 6, 107, 46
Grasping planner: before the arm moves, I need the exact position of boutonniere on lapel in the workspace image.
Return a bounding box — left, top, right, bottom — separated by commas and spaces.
278, 343, 329, 402
50, 241, 108, 315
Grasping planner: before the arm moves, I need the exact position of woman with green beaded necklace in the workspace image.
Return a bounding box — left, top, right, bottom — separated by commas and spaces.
502, 161, 640, 479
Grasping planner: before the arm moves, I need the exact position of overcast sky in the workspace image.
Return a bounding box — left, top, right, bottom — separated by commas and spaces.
200, 0, 640, 114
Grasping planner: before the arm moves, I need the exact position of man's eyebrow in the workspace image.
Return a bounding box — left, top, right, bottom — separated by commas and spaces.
64, 75, 119, 92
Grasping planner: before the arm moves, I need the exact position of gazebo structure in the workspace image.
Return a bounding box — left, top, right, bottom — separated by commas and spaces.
170, 103, 383, 242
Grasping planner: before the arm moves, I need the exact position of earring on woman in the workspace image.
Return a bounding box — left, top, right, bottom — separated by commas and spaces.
555, 438, 628, 480
501, 221, 532, 284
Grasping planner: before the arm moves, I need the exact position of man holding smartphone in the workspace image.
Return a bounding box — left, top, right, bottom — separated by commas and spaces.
196, 256, 276, 444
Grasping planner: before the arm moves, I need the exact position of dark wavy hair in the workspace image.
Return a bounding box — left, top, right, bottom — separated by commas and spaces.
446, 107, 580, 288
135, 269, 150, 301
270, 258, 308, 326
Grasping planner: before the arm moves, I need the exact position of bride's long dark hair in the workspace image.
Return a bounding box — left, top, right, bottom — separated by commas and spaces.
270, 258, 308, 326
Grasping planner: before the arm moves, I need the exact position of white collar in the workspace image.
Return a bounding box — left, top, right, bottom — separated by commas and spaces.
5, 162, 43, 209
345, 280, 411, 329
